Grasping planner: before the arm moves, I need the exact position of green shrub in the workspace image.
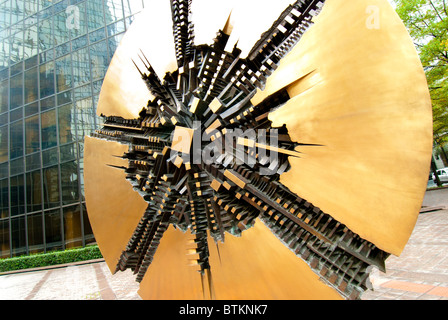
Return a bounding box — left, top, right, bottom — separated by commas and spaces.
0, 245, 103, 273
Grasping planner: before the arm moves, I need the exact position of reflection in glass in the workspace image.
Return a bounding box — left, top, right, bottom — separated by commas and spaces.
24, 24, 38, 60
26, 170, 42, 213
72, 48, 90, 87
27, 212, 44, 254
10, 72, 23, 110
0, 179, 8, 218
0, 125, 8, 163
45, 208, 62, 251
75, 97, 96, 141
0, 219, 10, 258
43, 165, 59, 209
38, 17, 52, 52
42, 147, 59, 167
25, 115, 40, 154
63, 204, 82, 248
60, 142, 77, 163
55, 54, 72, 93
87, 0, 105, 31
10, 119, 24, 159
69, 2, 87, 40
24, 101, 38, 117
0, 79, 8, 114
11, 216, 26, 257
10, 174, 25, 216
58, 103, 76, 145
26, 152, 41, 172
90, 40, 108, 81
10, 157, 24, 176
10, 31, 24, 63
39, 61, 55, 98
61, 160, 79, 205
41, 109, 57, 149
53, 10, 70, 46
24, 67, 38, 104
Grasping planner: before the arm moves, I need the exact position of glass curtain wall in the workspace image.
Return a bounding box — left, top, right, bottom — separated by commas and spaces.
0, 0, 147, 258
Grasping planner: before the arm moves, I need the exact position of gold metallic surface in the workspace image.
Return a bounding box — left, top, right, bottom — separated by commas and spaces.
85, 0, 432, 299
255, 0, 432, 256
84, 136, 148, 273
138, 219, 342, 300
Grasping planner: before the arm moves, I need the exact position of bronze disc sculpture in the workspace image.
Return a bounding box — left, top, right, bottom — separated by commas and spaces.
84, 0, 432, 300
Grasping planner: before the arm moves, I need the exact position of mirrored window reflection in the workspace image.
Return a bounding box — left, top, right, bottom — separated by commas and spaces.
25, 152, 40, 172
24, 101, 38, 117
60, 142, 77, 163
10, 119, 23, 159
39, 61, 55, 98
58, 103, 76, 145
24, 24, 38, 60
24, 1, 38, 18
42, 147, 59, 167
0, 79, 8, 114
10, 72, 23, 110
72, 48, 90, 87
123, 0, 144, 18
10, 31, 24, 63
26, 169, 42, 213
27, 212, 44, 254
105, 0, 124, 24
11, 216, 26, 257
0, 125, 8, 163
45, 208, 62, 251
38, 17, 52, 52
24, 66, 38, 104
10, 157, 23, 175
0, 178, 8, 218
69, 1, 87, 40
41, 109, 57, 150
55, 54, 72, 93
10, 174, 25, 216
87, 0, 105, 31
0, 219, 10, 258
25, 114, 40, 154
60, 160, 79, 205
53, 10, 70, 46
75, 97, 96, 141
63, 204, 82, 249
43, 165, 59, 209
90, 40, 108, 81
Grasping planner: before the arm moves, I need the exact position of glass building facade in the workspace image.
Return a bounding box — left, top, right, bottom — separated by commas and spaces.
0, 0, 149, 258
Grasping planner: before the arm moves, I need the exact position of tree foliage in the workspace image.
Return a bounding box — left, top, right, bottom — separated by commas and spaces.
393, 0, 448, 146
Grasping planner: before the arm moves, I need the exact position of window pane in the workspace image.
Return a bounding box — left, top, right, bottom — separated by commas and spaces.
0, 125, 8, 163
58, 103, 76, 144
10, 31, 24, 63
60, 160, 79, 205
60, 142, 77, 162
41, 109, 57, 149
24, 66, 38, 104
10, 174, 25, 216
55, 54, 72, 93
38, 17, 52, 52
75, 97, 96, 141
26, 169, 42, 213
11, 216, 26, 257
25, 152, 40, 172
72, 48, 90, 87
0, 179, 8, 218
43, 165, 59, 209
42, 146, 58, 167
0, 79, 8, 114
39, 61, 55, 98
0, 219, 10, 258
105, 0, 124, 24
10, 119, 23, 159
24, 24, 38, 60
63, 204, 82, 249
10, 72, 23, 110
24, 101, 38, 117
10, 157, 23, 175
87, 0, 104, 31
25, 114, 40, 154
69, 2, 87, 39
90, 40, 108, 81
53, 10, 70, 46
27, 212, 44, 254
45, 208, 62, 251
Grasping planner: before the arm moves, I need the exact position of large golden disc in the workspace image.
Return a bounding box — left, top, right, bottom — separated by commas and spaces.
85, 0, 432, 300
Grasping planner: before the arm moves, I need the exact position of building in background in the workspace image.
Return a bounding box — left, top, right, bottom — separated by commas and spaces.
0, 0, 149, 258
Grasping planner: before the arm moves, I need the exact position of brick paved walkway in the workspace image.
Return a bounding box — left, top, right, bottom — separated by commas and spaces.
1, 189, 447, 300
